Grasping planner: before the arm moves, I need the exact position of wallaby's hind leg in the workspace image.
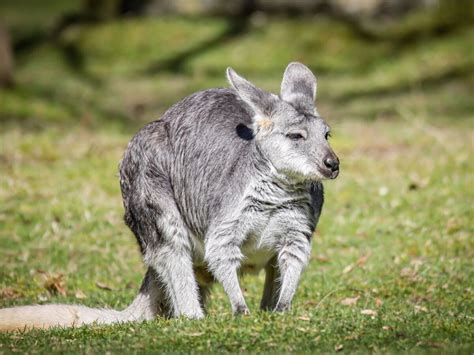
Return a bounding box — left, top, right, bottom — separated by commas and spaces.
260, 255, 280, 311
127, 267, 173, 319
146, 248, 203, 319
124, 182, 204, 319
143, 208, 204, 319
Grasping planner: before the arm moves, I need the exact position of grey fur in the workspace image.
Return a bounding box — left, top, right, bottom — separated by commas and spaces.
119, 62, 339, 318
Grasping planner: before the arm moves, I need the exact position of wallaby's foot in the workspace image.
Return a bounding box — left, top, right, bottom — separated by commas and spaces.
274, 302, 291, 313
183, 309, 205, 319
233, 304, 250, 316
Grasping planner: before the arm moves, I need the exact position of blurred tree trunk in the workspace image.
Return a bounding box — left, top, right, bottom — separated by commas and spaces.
144, 0, 257, 16
142, 0, 437, 17
74, 0, 448, 20
82, 0, 121, 19
82, 0, 152, 19
0, 23, 14, 88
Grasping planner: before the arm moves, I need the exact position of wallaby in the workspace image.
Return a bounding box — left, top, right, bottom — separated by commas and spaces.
0, 62, 339, 331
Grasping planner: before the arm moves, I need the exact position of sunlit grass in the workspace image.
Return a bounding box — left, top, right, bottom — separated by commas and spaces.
0, 115, 472, 352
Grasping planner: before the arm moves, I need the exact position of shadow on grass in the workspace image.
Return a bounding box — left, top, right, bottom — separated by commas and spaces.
13, 12, 103, 87
0, 82, 139, 133
143, 15, 252, 75
333, 64, 473, 103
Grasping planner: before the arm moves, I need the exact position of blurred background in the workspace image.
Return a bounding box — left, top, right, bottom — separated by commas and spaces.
0, 3, 473, 347
0, 0, 472, 129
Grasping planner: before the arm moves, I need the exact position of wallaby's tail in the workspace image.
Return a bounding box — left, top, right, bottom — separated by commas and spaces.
0, 269, 162, 332
0, 304, 131, 331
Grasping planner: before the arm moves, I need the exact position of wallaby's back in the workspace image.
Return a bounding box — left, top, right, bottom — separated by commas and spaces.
120, 88, 259, 237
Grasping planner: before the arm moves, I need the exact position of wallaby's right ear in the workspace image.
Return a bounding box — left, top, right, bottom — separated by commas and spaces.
280, 62, 317, 114
226, 67, 276, 118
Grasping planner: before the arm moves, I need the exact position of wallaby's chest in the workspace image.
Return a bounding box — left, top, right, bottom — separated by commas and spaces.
192, 179, 312, 276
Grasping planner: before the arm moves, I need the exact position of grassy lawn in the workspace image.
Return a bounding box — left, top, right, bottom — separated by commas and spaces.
0, 2, 473, 352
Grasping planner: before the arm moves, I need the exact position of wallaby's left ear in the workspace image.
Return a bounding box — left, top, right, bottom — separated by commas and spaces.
227, 67, 276, 118
280, 62, 317, 114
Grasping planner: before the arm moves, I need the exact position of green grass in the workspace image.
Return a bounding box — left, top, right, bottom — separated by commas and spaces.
0, 2, 473, 352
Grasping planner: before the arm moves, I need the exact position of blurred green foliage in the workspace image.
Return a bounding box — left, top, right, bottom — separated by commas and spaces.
0, 0, 472, 129
0, 0, 472, 352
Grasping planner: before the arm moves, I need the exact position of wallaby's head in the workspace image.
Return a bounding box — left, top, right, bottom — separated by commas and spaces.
227, 62, 339, 182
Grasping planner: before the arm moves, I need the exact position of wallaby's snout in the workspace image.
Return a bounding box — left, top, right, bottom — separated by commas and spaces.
322, 152, 340, 179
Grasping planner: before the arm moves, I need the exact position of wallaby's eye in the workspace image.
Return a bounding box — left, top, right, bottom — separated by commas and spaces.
325, 132, 331, 140
286, 133, 305, 141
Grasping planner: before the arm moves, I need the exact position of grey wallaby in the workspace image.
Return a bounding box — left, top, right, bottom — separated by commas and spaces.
0, 62, 339, 330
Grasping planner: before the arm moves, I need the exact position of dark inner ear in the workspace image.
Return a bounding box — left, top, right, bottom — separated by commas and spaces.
280, 62, 316, 114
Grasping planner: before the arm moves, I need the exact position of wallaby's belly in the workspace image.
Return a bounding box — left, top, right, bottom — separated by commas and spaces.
191, 231, 274, 285
240, 234, 274, 275
191, 232, 274, 267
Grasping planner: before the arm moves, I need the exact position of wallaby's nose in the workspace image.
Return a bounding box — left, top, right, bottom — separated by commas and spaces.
324, 156, 339, 172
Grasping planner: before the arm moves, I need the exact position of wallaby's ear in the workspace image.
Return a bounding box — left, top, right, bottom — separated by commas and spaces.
226, 67, 276, 118
280, 62, 317, 114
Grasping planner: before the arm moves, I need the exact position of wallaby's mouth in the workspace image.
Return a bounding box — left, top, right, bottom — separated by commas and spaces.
317, 165, 340, 180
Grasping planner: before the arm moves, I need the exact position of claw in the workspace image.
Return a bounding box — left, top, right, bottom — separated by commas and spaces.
274, 302, 290, 312
233, 304, 250, 316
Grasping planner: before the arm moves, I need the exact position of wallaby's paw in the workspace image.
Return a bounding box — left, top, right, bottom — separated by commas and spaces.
233, 304, 250, 316
183, 310, 205, 320
273, 302, 291, 313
